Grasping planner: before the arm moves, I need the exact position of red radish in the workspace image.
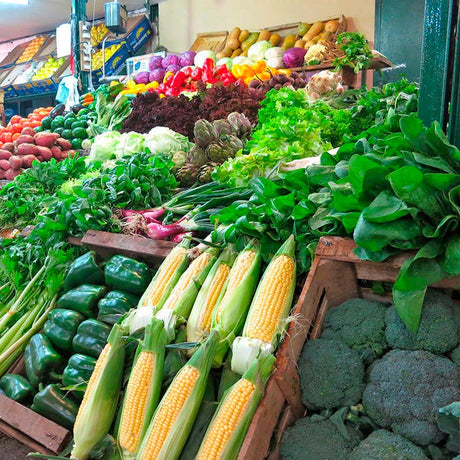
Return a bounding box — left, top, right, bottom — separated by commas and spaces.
171, 233, 188, 243
145, 222, 187, 240
34, 132, 58, 148
36, 146, 52, 161
9, 156, 22, 169
0, 150, 12, 160
21, 127, 35, 137
56, 138, 72, 150
0, 160, 10, 170
17, 143, 39, 156
15, 135, 34, 146
21, 155, 38, 168
2, 143, 14, 152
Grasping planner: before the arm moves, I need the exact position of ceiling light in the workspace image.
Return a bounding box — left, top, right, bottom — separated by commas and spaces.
0, 0, 29, 4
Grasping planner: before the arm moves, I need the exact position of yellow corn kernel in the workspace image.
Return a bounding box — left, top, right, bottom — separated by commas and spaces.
199, 263, 231, 332
245, 255, 295, 343
140, 365, 200, 459
74, 343, 111, 428
162, 252, 213, 311
215, 250, 257, 323
196, 379, 255, 460
119, 351, 155, 453
142, 246, 188, 307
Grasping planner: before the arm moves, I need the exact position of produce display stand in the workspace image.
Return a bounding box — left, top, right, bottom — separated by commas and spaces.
0, 229, 175, 455
238, 236, 460, 460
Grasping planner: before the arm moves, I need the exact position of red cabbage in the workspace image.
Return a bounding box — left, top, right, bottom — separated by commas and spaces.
282, 47, 307, 68
149, 68, 165, 83
165, 64, 180, 74
135, 71, 150, 84
162, 54, 180, 69
179, 51, 196, 67
149, 55, 163, 71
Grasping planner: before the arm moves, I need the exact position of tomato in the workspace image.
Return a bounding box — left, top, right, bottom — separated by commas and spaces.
9, 115, 22, 124
0, 133, 12, 143
10, 123, 23, 134
0, 142, 3, 148
12, 133, 21, 141
30, 121, 41, 128
22, 122, 34, 128
28, 115, 40, 122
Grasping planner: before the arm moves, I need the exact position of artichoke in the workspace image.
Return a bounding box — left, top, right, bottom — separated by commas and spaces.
206, 142, 233, 164
213, 119, 233, 137
175, 164, 200, 187
227, 112, 253, 138
225, 134, 245, 152
194, 119, 219, 147
187, 145, 208, 167
197, 162, 219, 184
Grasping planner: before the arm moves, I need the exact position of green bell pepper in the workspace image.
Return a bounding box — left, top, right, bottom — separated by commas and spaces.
57, 284, 107, 317
104, 255, 151, 296
31, 384, 79, 430
0, 374, 35, 403
62, 353, 97, 400
97, 290, 139, 325
43, 309, 86, 352
72, 319, 112, 358
63, 251, 105, 292
25, 333, 65, 387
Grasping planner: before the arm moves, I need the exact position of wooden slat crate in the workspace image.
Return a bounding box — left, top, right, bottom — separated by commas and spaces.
238, 236, 460, 460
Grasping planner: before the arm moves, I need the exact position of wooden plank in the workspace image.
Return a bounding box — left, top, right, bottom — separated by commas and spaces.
274, 361, 304, 420
0, 420, 53, 456
81, 230, 175, 265
0, 394, 71, 454
238, 378, 285, 460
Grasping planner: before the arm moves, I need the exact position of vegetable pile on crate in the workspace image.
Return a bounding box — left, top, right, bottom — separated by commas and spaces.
280, 291, 460, 460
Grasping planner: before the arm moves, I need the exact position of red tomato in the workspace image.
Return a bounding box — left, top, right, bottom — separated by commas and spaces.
9, 115, 22, 124
10, 123, 23, 134
12, 133, 21, 141
30, 121, 41, 128
0, 133, 13, 143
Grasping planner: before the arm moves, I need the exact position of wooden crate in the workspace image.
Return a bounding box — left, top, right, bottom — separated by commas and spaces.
0, 230, 175, 455
238, 236, 460, 460
190, 31, 228, 53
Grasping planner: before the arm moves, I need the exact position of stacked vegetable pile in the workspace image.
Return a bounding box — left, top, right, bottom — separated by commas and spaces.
281, 292, 460, 460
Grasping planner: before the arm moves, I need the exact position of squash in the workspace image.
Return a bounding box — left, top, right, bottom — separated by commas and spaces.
257, 29, 271, 42
238, 29, 250, 42
325, 20, 339, 33
229, 27, 241, 39
231, 48, 242, 58
303, 21, 324, 42
295, 39, 306, 48
281, 34, 296, 50
269, 33, 281, 46
241, 32, 259, 51
226, 37, 240, 50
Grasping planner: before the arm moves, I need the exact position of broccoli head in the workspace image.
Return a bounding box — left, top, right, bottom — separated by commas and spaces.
280, 416, 361, 460
349, 429, 428, 460
321, 298, 388, 363
385, 289, 458, 354
299, 339, 365, 410
363, 349, 460, 445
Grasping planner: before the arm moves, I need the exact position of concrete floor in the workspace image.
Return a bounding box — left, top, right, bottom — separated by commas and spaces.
0, 432, 33, 460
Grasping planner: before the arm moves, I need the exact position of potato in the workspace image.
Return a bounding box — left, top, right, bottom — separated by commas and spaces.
15, 134, 35, 146
56, 138, 72, 151
2, 142, 14, 152
51, 146, 62, 160
21, 155, 38, 168
0, 159, 10, 170
21, 127, 35, 137
17, 143, 39, 156
5, 168, 22, 180
9, 156, 22, 170
34, 132, 58, 148
0, 150, 12, 160
36, 146, 52, 161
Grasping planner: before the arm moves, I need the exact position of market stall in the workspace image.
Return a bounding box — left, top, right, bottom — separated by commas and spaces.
1, 0, 460, 459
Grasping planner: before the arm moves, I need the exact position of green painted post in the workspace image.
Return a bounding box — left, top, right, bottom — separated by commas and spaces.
71, 0, 89, 93
448, 5, 460, 148
418, 0, 455, 128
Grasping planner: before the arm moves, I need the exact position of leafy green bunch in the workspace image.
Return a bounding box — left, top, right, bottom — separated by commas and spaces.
334, 32, 373, 74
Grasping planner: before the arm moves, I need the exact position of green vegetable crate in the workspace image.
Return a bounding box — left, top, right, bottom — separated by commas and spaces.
0, 230, 175, 455
237, 236, 460, 460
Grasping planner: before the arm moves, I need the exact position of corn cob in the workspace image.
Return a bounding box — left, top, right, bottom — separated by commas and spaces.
231, 235, 296, 375
137, 330, 220, 460
210, 240, 261, 367
139, 239, 191, 310
156, 247, 219, 339
196, 355, 275, 460
187, 247, 236, 343
71, 324, 125, 460
118, 318, 167, 458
